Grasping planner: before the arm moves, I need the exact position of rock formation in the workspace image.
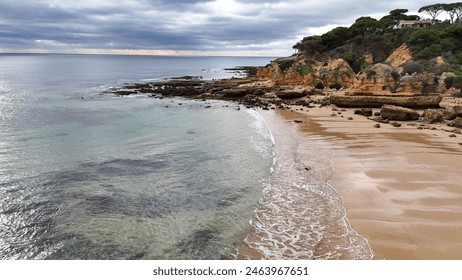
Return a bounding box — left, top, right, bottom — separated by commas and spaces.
380, 105, 420, 121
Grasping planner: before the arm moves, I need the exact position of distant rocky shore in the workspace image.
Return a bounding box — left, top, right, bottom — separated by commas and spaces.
105, 62, 462, 138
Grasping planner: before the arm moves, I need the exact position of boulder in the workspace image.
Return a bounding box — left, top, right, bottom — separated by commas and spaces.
424, 109, 444, 123
354, 108, 373, 116
443, 106, 462, 120
380, 105, 420, 121
453, 117, 462, 128
276, 87, 308, 99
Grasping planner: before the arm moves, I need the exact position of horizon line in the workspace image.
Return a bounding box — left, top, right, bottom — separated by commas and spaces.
0, 48, 287, 58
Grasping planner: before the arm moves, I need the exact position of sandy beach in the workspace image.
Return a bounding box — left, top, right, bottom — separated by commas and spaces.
272, 105, 462, 259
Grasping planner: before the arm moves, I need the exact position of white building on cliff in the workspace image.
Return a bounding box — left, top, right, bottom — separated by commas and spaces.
396, 20, 433, 28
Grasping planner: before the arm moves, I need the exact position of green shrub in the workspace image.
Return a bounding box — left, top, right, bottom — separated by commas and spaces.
329, 82, 342, 90
278, 60, 295, 72
299, 64, 312, 75
407, 29, 442, 51
341, 51, 360, 64
445, 76, 454, 89
453, 77, 462, 89
314, 81, 325, 89
443, 76, 462, 89
454, 51, 462, 65
453, 91, 462, 98
416, 44, 443, 59
402, 61, 424, 74
366, 34, 385, 42
352, 58, 367, 73
440, 37, 461, 52
443, 24, 462, 41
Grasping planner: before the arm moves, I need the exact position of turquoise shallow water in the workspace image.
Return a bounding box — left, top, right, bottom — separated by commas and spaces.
0, 54, 274, 259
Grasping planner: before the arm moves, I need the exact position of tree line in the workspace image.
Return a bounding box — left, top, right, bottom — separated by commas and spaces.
419, 3, 462, 23
293, 3, 462, 56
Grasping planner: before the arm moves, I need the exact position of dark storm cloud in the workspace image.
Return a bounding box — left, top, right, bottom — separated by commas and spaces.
0, 0, 457, 54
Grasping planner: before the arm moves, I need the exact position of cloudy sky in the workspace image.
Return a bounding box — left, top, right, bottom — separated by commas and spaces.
0, 0, 457, 56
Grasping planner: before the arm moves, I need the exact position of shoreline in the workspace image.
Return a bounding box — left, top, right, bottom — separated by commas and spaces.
109, 75, 462, 259
236, 108, 374, 260
271, 105, 462, 259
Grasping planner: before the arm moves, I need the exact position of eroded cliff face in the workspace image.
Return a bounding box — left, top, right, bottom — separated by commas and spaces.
385, 44, 412, 68
257, 56, 355, 88
350, 63, 397, 93
257, 43, 451, 95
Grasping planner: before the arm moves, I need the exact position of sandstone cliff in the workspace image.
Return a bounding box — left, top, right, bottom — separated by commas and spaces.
257, 43, 455, 97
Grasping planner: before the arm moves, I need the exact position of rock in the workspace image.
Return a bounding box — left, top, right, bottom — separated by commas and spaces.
276, 87, 309, 99
391, 122, 402, 127
380, 105, 420, 121
443, 106, 462, 120
371, 116, 389, 123
294, 120, 303, 123
350, 63, 397, 93
330, 92, 442, 108
354, 108, 373, 117
386, 44, 412, 68
439, 96, 462, 108
223, 88, 252, 97
449, 134, 457, 138
374, 124, 381, 128
347, 117, 353, 120
453, 117, 462, 128
424, 109, 444, 123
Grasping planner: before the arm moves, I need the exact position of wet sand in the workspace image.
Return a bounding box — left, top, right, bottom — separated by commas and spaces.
277, 106, 462, 259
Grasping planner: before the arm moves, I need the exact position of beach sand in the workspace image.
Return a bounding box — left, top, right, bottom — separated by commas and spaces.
274, 105, 462, 259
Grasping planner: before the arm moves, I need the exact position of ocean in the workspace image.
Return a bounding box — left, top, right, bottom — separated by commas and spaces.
0, 54, 372, 260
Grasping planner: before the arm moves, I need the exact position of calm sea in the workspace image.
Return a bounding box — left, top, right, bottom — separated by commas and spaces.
0, 54, 275, 259
0, 54, 373, 260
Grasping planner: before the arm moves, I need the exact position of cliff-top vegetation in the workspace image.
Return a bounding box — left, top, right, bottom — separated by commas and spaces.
292, 3, 462, 76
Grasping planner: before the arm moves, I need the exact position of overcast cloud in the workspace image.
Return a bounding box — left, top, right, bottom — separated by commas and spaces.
0, 0, 457, 56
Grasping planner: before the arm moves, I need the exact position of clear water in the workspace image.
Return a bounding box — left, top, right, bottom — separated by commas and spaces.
0, 54, 373, 260
0, 54, 274, 259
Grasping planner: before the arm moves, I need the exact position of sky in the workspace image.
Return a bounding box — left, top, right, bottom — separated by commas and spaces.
0, 0, 457, 56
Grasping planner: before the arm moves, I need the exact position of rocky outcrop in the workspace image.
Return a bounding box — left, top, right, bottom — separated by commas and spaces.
385, 44, 412, 68
276, 86, 310, 99
380, 105, 420, 121
440, 97, 462, 120
318, 59, 356, 88
330, 92, 442, 108
257, 57, 356, 89
350, 63, 398, 93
